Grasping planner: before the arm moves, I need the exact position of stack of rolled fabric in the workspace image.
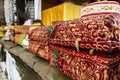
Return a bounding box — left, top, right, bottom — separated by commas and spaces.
50, 44, 120, 80
29, 26, 53, 60
14, 25, 30, 34
50, 14, 120, 52
13, 25, 30, 46
49, 1, 120, 80
15, 34, 27, 45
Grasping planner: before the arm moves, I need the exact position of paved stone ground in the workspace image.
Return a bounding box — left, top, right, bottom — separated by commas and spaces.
0, 43, 7, 80
0, 62, 7, 80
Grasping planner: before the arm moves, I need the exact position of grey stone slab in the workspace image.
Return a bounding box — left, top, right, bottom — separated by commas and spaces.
34, 60, 70, 80
0, 40, 16, 50
18, 50, 40, 68
8, 46, 25, 56
33, 58, 49, 73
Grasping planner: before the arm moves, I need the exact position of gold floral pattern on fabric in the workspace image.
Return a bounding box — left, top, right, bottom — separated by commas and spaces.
81, 1, 120, 16
29, 27, 50, 60
50, 14, 120, 52
50, 45, 120, 80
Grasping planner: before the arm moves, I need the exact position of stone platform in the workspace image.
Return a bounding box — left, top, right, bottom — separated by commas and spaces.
0, 40, 71, 80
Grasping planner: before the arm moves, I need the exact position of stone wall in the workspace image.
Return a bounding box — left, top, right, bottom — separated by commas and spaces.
0, 0, 5, 25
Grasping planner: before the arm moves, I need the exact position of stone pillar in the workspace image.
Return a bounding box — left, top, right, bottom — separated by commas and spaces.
4, 0, 13, 25
13, 0, 18, 25
34, 0, 41, 20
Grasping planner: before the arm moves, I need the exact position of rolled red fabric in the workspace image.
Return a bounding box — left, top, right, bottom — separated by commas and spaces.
50, 14, 120, 52
50, 44, 120, 80
29, 27, 52, 60
29, 41, 49, 60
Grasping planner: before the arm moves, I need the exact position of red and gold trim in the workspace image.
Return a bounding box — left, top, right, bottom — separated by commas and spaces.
81, 1, 120, 16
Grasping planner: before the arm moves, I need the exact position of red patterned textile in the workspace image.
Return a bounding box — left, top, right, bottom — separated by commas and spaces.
29, 41, 49, 60
50, 45, 120, 80
29, 27, 49, 42
29, 27, 50, 60
50, 14, 120, 52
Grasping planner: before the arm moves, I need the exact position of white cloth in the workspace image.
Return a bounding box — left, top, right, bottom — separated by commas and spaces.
5, 49, 21, 80
23, 19, 32, 26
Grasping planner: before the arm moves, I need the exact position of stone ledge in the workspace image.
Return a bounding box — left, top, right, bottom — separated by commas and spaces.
0, 40, 17, 50
8, 46, 25, 56
0, 40, 71, 80
18, 50, 40, 69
